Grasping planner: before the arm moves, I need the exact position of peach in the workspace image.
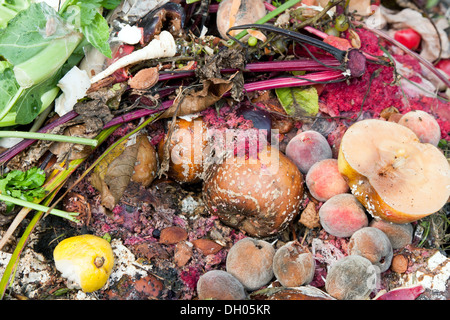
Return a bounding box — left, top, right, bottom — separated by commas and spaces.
285, 130, 332, 174
325, 255, 378, 300
306, 158, 350, 202
272, 241, 315, 287
348, 227, 393, 272
197, 270, 247, 300
369, 219, 413, 249
226, 238, 275, 291
319, 193, 368, 238
398, 110, 441, 146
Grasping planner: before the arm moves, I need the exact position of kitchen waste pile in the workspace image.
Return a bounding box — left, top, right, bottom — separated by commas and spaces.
0, 0, 449, 301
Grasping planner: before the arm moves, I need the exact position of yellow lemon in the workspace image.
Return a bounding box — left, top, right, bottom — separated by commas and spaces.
53, 234, 114, 293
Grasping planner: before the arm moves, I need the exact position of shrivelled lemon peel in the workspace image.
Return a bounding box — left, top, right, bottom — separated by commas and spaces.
53, 234, 114, 293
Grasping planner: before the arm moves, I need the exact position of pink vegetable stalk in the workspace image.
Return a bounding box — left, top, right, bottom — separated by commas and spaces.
0, 59, 345, 164
375, 285, 425, 300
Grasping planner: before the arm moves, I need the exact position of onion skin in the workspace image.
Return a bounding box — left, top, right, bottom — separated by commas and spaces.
202, 146, 304, 237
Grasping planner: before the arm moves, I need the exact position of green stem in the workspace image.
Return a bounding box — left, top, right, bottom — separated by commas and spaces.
0, 123, 120, 299
228, 0, 302, 45
0, 131, 98, 147
58, 0, 76, 14
47, 113, 162, 215
0, 193, 79, 222
0, 187, 61, 299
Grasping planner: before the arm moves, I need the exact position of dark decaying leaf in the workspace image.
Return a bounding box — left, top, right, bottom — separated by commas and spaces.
160, 78, 233, 118
196, 48, 246, 102
49, 124, 98, 161
196, 48, 246, 80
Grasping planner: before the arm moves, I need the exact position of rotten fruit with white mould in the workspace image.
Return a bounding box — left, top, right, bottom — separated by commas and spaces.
203, 145, 304, 238
337, 119, 450, 224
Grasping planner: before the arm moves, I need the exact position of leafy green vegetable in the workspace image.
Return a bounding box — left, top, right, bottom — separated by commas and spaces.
0, 0, 121, 127
0, 167, 46, 212
0, 0, 30, 29
81, 11, 112, 58
275, 86, 319, 117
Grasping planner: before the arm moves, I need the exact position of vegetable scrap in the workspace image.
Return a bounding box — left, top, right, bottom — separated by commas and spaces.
0, 0, 449, 302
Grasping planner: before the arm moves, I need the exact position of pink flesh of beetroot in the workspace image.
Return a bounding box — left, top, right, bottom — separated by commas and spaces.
375, 285, 425, 300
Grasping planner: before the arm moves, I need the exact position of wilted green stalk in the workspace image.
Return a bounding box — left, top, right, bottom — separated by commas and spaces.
0, 193, 79, 222
0, 130, 98, 147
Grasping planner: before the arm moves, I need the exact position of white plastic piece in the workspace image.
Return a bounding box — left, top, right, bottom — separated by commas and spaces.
117, 24, 142, 45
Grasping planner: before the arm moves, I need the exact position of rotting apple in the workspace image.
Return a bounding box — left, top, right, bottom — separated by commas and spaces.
158, 117, 208, 184
202, 145, 304, 238
338, 119, 450, 224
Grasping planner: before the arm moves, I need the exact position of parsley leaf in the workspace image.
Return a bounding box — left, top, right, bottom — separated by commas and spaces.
0, 167, 46, 212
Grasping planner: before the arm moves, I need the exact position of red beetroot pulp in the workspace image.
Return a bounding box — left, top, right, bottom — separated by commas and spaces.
320, 29, 450, 141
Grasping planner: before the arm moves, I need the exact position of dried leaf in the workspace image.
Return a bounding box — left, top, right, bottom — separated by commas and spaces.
90, 137, 140, 210
196, 48, 246, 80
104, 143, 139, 207
299, 202, 320, 229
160, 78, 232, 118
91, 139, 127, 184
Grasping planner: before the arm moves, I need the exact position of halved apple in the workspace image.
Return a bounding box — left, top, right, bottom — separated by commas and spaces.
338, 119, 450, 223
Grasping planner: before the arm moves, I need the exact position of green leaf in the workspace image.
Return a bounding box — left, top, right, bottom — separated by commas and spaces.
0, 167, 47, 212
78, 1, 100, 25
100, 0, 121, 10
0, 0, 30, 28
275, 86, 319, 117
0, 3, 66, 65
0, 66, 19, 113
14, 69, 61, 124
81, 11, 111, 58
